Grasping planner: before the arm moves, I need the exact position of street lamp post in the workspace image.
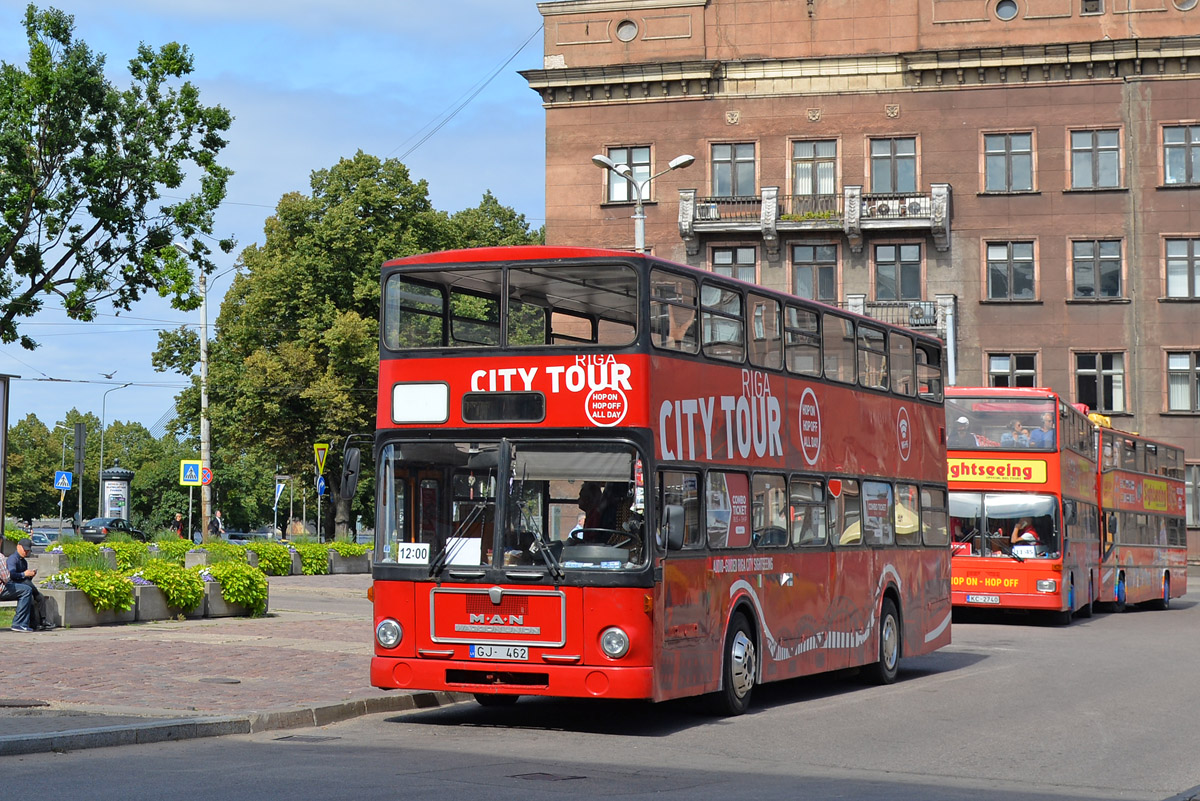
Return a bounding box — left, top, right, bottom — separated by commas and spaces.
591, 152, 695, 253
174, 242, 213, 543
98, 382, 131, 517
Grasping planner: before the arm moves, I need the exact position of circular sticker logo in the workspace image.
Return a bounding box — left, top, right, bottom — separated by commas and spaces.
897, 406, 911, 462
799, 387, 821, 466
586, 387, 628, 427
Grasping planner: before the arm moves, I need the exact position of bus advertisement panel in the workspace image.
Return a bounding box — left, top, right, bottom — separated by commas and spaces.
371, 246, 951, 714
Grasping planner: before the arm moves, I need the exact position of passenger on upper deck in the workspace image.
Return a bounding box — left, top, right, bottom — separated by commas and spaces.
1001, 420, 1031, 448
948, 416, 978, 448
1028, 412, 1056, 448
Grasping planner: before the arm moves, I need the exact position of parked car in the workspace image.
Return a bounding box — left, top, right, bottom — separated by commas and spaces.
29, 532, 51, 547
79, 517, 146, 543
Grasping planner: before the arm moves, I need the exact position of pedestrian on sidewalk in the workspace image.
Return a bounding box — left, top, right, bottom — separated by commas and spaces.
4, 538, 50, 632
209, 510, 225, 539
169, 512, 184, 537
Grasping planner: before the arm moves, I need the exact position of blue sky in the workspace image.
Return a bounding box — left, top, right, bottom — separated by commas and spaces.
0, 0, 548, 431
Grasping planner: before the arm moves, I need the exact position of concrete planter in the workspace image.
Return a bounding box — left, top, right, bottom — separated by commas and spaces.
184, 550, 209, 569
43, 588, 135, 628
134, 585, 202, 621
203, 582, 268, 617
244, 550, 258, 568
327, 550, 370, 574
38, 552, 65, 574
288, 551, 303, 575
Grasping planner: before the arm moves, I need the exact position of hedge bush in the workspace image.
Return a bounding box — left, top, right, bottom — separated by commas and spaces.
243, 540, 292, 576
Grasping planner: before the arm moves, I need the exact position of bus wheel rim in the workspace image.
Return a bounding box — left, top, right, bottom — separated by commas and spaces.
882, 614, 899, 670
729, 631, 756, 698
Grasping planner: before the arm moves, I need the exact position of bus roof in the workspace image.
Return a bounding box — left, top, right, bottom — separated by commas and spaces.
383, 245, 635, 268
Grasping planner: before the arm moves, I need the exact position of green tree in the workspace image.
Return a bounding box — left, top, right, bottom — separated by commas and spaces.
0, 4, 234, 350
153, 152, 540, 537
6, 413, 59, 524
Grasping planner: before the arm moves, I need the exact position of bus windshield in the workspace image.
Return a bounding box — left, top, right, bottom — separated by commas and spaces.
377, 440, 647, 572
950, 491, 1060, 558
945, 396, 1057, 451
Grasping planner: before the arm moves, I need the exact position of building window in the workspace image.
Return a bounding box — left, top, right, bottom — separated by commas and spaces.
1166, 238, 1200, 298
1168, 351, 1200, 411
989, 353, 1037, 387
874, 244, 921, 301
791, 244, 837, 302
986, 241, 1035, 300
603, 146, 650, 203
712, 143, 756, 197
1072, 240, 1122, 299
1081, 0, 1102, 12
1070, 129, 1120, 189
712, 246, 756, 283
1187, 464, 1200, 527
1164, 126, 1200, 186
791, 140, 837, 211
869, 137, 917, 194
1075, 351, 1125, 413
984, 133, 1033, 192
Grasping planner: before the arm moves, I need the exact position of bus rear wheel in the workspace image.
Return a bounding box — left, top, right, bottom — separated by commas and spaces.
1149, 575, 1171, 611
711, 612, 756, 716
864, 598, 900, 685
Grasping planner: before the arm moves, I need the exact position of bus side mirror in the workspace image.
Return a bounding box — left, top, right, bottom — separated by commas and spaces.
662, 504, 685, 551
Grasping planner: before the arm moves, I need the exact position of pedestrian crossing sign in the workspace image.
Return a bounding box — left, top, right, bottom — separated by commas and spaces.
179, 459, 202, 486
54, 471, 72, 491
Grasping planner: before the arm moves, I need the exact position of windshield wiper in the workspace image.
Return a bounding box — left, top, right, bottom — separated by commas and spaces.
429, 479, 493, 578
511, 462, 563, 580
997, 542, 1024, 563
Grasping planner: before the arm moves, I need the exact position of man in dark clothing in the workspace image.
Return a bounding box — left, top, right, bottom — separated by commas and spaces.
5, 538, 50, 631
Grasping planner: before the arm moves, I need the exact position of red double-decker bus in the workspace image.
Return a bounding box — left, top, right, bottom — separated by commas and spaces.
946, 388, 1101, 623
370, 245, 951, 713
1096, 423, 1188, 610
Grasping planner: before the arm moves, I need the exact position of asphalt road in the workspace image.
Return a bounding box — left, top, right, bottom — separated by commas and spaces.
4, 577, 1200, 800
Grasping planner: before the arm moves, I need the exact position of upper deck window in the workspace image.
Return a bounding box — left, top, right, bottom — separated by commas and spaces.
945, 396, 1058, 452
383, 263, 638, 350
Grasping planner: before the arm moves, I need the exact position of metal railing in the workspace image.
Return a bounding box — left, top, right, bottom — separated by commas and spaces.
860, 193, 933, 220
693, 196, 762, 223
778, 193, 842, 221
844, 299, 940, 330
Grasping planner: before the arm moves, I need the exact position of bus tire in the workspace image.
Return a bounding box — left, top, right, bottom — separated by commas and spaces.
474, 693, 519, 707
711, 612, 756, 716
865, 598, 901, 686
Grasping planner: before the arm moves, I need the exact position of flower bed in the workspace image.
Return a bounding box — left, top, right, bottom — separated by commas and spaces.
327, 541, 371, 574
41, 568, 135, 628
201, 562, 269, 617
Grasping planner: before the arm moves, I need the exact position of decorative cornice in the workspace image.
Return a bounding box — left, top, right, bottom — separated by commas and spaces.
538, 0, 707, 14
520, 60, 721, 105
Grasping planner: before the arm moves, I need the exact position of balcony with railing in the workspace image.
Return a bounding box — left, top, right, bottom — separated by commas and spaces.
679, 184, 951, 256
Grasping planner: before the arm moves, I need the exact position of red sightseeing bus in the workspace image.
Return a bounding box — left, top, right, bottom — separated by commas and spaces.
370, 245, 951, 714
1095, 422, 1188, 610
946, 388, 1100, 623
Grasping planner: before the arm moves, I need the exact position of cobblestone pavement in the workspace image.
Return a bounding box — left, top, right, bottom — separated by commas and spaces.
0, 572, 463, 754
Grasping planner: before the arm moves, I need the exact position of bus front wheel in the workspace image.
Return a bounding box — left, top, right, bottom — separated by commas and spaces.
711, 612, 756, 716
474, 693, 519, 707
864, 598, 901, 685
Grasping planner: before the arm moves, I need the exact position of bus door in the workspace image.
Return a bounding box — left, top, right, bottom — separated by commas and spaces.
655, 469, 712, 700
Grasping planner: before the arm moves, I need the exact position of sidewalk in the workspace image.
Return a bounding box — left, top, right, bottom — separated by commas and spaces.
0, 571, 464, 755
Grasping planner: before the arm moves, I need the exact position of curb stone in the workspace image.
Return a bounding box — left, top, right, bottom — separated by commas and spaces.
0, 691, 469, 756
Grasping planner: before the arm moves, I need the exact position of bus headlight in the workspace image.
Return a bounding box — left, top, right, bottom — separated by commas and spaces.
1036, 579, 1057, 593
600, 626, 630, 659
376, 619, 403, 649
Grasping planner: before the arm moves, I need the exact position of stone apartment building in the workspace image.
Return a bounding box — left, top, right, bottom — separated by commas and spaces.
521, 0, 1200, 543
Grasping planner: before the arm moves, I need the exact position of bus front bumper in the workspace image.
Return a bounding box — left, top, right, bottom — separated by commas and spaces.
952, 590, 1067, 611
371, 655, 655, 700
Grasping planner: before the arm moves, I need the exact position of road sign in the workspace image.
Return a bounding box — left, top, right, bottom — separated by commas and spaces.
314, 442, 330, 475
201, 467, 213, 486
54, 471, 72, 491
316, 475, 326, 496
179, 459, 202, 486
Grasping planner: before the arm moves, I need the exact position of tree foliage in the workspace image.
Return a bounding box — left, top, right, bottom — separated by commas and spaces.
153, 152, 541, 537
0, 4, 234, 350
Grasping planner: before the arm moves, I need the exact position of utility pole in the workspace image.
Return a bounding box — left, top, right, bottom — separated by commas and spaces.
199, 269, 211, 542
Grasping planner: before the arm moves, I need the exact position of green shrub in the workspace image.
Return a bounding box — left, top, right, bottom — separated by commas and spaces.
44, 569, 134, 612
103, 530, 135, 543
152, 538, 194, 565
203, 561, 269, 616
107, 541, 150, 571
291, 542, 330, 575
243, 540, 292, 576
197, 541, 249, 564
327, 541, 370, 557
132, 561, 205, 612
56, 541, 112, 571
